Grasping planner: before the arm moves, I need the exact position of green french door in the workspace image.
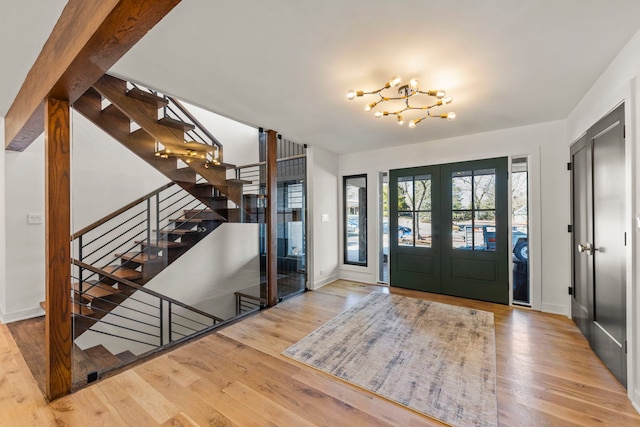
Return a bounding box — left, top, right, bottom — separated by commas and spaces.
389, 157, 509, 304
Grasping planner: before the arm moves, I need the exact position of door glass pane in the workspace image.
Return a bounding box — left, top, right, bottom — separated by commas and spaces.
475, 211, 496, 251
452, 171, 472, 210
398, 212, 414, 246
473, 169, 496, 210
415, 175, 431, 210
452, 211, 472, 249
452, 168, 498, 251
344, 175, 367, 265
416, 211, 432, 247
398, 176, 414, 210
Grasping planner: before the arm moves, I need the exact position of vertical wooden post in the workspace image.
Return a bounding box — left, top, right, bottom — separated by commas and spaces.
44, 97, 72, 400
266, 130, 278, 307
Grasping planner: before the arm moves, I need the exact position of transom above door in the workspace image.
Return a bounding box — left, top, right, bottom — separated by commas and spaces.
389, 157, 509, 304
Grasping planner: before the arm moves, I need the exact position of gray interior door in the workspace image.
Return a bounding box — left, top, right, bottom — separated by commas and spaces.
571, 104, 626, 387
570, 135, 592, 342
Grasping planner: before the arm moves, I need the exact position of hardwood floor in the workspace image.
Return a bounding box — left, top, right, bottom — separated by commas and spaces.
1, 280, 639, 426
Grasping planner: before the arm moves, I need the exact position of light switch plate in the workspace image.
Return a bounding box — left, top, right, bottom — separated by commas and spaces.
27, 213, 44, 224
321, 214, 329, 222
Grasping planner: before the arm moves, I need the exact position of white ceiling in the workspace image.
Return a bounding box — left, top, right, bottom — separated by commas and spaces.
3, 1, 640, 154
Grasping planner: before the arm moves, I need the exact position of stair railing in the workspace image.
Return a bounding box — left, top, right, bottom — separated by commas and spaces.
234, 291, 267, 316
72, 181, 212, 289
128, 81, 224, 162
73, 260, 224, 348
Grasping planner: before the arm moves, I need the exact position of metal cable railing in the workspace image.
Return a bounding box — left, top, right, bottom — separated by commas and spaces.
234, 292, 267, 316
73, 260, 224, 350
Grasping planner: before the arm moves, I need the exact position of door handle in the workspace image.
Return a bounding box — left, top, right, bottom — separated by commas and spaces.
577, 242, 598, 255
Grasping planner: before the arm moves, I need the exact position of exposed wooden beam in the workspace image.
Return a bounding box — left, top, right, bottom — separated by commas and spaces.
44, 98, 72, 400
266, 130, 278, 307
4, 0, 181, 151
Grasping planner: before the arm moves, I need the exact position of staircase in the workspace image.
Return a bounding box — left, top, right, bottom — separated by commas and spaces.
54, 75, 267, 352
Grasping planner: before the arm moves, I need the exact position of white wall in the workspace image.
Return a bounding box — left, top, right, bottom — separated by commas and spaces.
307, 146, 340, 289
0, 117, 7, 322
4, 136, 45, 322
338, 120, 569, 314
71, 111, 169, 231
2, 111, 170, 322
182, 102, 259, 167
566, 27, 640, 414
75, 223, 259, 355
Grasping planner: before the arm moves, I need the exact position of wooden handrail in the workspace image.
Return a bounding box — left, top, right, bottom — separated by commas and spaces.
73, 182, 176, 239
167, 96, 223, 149
73, 259, 224, 323
234, 154, 307, 171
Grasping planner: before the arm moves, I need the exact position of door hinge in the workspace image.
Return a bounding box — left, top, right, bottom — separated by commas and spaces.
623, 125, 626, 139
568, 224, 573, 233
625, 232, 627, 246
568, 286, 573, 295
625, 340, 628, 354
567, 162, 572, 171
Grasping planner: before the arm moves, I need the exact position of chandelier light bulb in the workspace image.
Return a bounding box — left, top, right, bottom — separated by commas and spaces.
365, 102, 376, 112
390, 76, 402, 87
374, 111, 383, 118
409, 120, 417, 128
436, 89, 446, 98
396, 115, 404, 125
409, 78, 419, 90
347, 90, 356, 100
447, 112, 456, 120
443, 96, 453, 104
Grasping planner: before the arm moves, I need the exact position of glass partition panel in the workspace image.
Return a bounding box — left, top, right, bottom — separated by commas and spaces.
276, 138, 307, 299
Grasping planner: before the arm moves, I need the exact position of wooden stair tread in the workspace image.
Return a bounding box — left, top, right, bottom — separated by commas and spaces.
136, 240, 188, 249
158, 116, 196, 132
226, 178, 252, 185
40, 301, 95, 317
115, 350, 137, 363
73, 282, 120, 299
159, 229, 199, 235
102, 265, 143, 280
126, 88, 169, 108
83, 344, 122, 371
116, 252, 164, 264
169, 217, 206, 223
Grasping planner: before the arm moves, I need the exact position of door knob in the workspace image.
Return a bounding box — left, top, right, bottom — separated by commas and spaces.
577, 242, 597, 255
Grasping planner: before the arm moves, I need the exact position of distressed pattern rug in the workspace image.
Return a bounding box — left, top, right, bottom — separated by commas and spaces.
283, 292, 497, 427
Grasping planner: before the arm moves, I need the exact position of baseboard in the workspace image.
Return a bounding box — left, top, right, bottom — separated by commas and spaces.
311, 274, 339, 290
339, 269, 375, 284
633, 389, 640, 415
540, 302, 568, 316
0, 306, 44, 324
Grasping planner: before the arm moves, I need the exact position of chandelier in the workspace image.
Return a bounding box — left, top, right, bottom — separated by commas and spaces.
347, 76, 455, 128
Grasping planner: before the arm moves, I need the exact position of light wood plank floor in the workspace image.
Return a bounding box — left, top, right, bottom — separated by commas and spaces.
1, 280, 639, 426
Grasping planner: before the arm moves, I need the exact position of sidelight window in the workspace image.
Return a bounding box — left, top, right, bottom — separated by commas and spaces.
344, 175, 367, 265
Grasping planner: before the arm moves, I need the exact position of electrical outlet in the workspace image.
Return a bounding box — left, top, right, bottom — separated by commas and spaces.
27, 213, 44, 224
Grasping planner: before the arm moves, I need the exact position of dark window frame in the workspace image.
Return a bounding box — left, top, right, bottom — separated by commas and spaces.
343, 174, 368, 266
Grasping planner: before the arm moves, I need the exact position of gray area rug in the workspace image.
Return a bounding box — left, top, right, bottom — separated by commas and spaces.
283, 292, 498, 427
